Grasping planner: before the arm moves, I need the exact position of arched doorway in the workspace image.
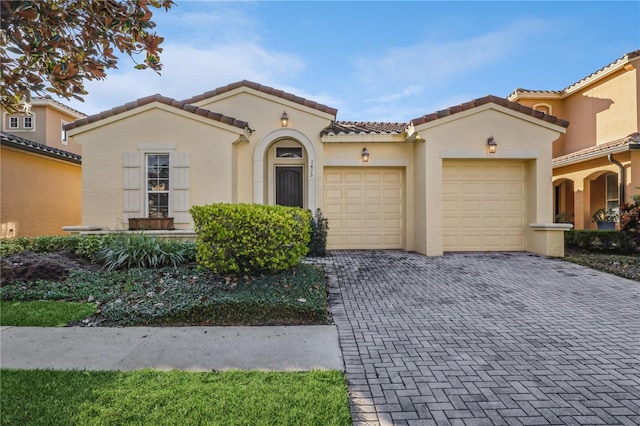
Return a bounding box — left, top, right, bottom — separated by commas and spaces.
269, 140, 306, 208
253, 128, 317, 211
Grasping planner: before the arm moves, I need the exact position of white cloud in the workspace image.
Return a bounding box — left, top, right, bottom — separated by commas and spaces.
340, 20, 554, 121
64, 41, 306, 115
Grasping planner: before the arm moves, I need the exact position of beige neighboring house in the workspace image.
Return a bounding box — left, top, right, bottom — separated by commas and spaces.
509, 50, 640, 230
66, 80, 571, 256
1, 97, 85, 237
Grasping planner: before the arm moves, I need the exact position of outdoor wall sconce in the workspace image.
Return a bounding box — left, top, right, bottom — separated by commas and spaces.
280, 111, 289, 127
487, 136, 498, 154
361, 147, 370, 162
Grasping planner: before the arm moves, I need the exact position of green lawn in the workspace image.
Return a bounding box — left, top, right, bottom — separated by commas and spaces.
0, 301, 97, 326
0, 369, 351, 426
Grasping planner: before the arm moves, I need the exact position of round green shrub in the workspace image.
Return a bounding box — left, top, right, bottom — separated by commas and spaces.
190, 203, 311, 274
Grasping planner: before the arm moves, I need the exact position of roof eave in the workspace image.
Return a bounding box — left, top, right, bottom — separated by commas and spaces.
552, 144, 631, 168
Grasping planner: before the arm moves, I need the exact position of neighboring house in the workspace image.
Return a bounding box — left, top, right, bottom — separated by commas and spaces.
66, 80, 570, 257
1, 96, 85, 155
0, 132, 82, 237
0, 97, 85, 237
509, 50, 640, 230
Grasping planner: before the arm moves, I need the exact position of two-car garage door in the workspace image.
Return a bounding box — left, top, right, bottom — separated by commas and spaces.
323, 161, 526, 252
443, 160, 526, 251
324, 167, 403, 250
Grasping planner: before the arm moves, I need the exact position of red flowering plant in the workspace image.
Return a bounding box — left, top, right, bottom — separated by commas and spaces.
620, 187, 640, 247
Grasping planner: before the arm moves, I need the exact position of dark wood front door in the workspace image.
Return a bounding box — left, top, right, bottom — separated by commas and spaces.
276, 166, 303, 208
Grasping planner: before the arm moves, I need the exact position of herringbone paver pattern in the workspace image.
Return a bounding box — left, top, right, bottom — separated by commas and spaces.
320, 251, 640, 425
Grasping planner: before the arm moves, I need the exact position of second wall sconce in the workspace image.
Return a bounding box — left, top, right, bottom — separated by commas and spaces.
280, 111, 289, 127
361, 147, 370, 162
487, 136, 497, 154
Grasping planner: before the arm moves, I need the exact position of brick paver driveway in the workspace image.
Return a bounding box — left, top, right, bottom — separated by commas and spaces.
321, 251, 640, 425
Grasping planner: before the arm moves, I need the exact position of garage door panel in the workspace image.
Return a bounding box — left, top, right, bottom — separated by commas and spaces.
384, 204, 401, 214
345, 203, 362, 214
344, 218, 363, 229
363, 203, 381, 214
325, 167, 403, 250
324, 203, 343, 215
443, 160, 525, 252
364, 188, 381, 198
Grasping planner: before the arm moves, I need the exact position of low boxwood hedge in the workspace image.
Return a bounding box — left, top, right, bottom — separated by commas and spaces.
565, 230, 637, 254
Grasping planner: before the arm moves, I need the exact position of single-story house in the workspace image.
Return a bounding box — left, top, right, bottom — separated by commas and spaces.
65, 80, 571, 256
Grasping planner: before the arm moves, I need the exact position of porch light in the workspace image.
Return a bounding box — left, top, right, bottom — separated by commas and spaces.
361, 147, 370, 162
487, 136, 497, 154
280, 111, 289, 127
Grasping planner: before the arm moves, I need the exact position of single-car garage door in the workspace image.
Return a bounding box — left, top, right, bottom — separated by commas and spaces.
324, 167, 403, 249
443, 160, 526, 251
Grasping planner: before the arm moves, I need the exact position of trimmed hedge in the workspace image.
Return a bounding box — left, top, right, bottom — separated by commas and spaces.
565, 230, 637, 254
190, 203, 311, 274
0, 235, 108, 261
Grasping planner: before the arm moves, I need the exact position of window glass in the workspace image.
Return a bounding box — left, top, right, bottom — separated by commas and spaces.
61, 122, 68, 144
23, 116, 32, 128
606, 174, 619, 211
9, 117, 18, 128
276, 147, 303, 158
147, 154, 170, 218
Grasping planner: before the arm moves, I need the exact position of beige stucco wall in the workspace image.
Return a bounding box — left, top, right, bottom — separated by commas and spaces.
0, 146, 81, 237
71, 104, 244, 230
563, 69, 638, 153
413, 105, 563, 256
192, 89, 334, 210
517, 61, 639, 158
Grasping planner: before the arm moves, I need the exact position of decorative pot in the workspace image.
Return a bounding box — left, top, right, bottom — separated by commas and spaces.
596, 222, 615, 231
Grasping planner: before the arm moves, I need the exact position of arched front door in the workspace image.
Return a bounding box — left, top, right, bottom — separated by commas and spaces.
275, 166, 303, 208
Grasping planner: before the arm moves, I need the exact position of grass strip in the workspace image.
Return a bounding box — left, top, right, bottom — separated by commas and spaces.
0, 301, 97, 326
0, 369, 351, 426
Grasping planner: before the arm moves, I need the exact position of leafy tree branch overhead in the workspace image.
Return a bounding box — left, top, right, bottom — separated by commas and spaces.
0, 0, 174, 113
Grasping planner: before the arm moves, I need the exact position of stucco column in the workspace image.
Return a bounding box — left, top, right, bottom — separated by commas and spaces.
573, 178, 591, 231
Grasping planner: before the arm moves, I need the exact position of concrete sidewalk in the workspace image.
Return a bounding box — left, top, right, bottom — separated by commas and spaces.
0, 325, 343, 372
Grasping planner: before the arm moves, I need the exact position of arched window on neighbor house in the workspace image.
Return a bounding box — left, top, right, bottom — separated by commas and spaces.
533, 103, 552, 115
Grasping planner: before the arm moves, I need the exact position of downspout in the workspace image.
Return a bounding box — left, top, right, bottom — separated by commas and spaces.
607, 153, 625, 207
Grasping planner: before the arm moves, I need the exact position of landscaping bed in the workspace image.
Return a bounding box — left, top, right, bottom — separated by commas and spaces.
563, 249, 640, 281
0, 250, 330, 327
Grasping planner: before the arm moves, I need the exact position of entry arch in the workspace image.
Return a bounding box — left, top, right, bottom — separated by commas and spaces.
253, 128, 317, 211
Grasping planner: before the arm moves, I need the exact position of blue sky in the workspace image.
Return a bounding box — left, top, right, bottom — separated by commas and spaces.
65, 1, 640, 122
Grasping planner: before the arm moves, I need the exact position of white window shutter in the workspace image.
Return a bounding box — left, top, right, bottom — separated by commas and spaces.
172, 152, 191, 224
123, 152, 142, 220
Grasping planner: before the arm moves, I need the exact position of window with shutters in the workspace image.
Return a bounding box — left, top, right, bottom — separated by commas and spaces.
146, 154, 170, 218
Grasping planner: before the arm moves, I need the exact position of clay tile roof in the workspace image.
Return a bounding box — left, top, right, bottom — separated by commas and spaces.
0, 132, 81, 164
31, 96, 87, 118
410, 95, 569, 128
64, 94, 249, 131
553, 132, 640, 165
509, 50, 640, 99
183, 80, 338, 116
320, 121, 409, 136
